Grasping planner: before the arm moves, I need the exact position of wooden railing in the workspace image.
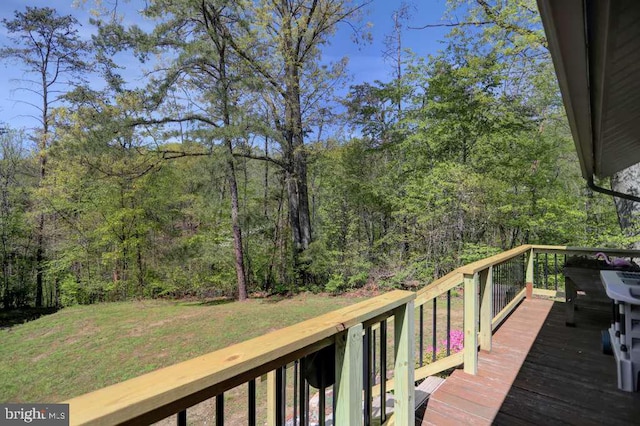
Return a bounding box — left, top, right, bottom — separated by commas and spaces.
407, 244, 640, 381
409, 245, 532, 379
65, 290, 415, 425
64, 244, 640, 425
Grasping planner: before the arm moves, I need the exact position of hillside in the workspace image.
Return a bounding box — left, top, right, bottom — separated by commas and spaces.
0, 293, 365, 403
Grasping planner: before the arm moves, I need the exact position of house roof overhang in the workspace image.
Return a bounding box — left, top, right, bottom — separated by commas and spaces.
537, 0, 640, 179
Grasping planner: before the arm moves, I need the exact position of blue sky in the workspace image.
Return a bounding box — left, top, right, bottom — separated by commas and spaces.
0, 0, 451, 132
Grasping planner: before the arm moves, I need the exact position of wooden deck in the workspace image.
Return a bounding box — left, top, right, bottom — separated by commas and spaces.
418, 297, 640, 425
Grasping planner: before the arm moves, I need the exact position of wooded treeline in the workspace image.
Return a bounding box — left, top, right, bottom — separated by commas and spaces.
0, 0, 630, 308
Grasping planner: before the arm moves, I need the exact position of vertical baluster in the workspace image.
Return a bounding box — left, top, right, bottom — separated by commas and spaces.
363, 326, 372, 425
492, 265, 497, 317
504, 263, 508, 308
505, 261, 515, 306
177, 410, 187, 426
305, 382, 310, 426
248, 379, 256, 426
419, 305, 424, 366
298, 357, 307, 426
534, 253, 539, 289
500, 263, 510, 309
432, 298, 437, 362
380, 320, 387, 424
544, 253, 549, 289
283, 368, 287, 425
505, 261, 509, 306
502, 262, 511, 309
372, 329, 377, 385
502, 261, 506, 307
293, 360, 298, 425
511, 260, 514, 302
563, 254, 566, 292
216, 394, 224, 426
446, 289, 451, 356
522, 254, 526, 291
276, 367, 285, 425
503, 262, 507, 308
554, 253, 559, 291
319, 381, 326, 426
496, 263, 501, 312
498, 263, 502, 313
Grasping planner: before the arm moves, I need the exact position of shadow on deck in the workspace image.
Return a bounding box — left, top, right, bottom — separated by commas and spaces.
419, 297, 640, 425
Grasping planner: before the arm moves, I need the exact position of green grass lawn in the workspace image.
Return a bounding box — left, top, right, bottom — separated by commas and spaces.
0, 293, 367, 403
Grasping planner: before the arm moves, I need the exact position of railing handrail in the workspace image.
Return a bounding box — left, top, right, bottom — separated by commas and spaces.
531, 245, 640, 257
64, 290, 415, 425
459, 245, 532, 274
416, 244, 640, 306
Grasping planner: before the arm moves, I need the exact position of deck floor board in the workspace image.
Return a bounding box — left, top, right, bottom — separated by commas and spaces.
419, 298, 640, 425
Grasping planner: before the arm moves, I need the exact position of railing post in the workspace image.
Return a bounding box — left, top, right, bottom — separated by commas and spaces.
266, 370, 276, 426
463, 273, 479, 375
334, 323, 363, 426
526, 248, 535, 298
393, 300, 415, 425
479, 266, 493, 351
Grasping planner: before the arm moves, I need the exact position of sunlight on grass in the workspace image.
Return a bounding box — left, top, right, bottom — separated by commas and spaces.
0, 293, 366, 403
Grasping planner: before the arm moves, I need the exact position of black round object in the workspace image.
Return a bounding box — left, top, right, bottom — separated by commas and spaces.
602, 329, 613, 355
302, 344, 335, 388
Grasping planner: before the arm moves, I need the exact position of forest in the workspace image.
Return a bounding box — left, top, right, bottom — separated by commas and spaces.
0, 0, 631, 309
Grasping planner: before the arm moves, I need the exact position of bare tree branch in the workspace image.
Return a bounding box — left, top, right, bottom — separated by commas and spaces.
409, 21, 492, 30
232, 151, 285, 168
128, 114, 220, 129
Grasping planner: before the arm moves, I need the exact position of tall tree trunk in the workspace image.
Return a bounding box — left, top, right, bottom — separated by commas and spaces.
136, 232, 144, 295
35, 99, 48, 308
611, 164, 640, 250
283, 26, 312, 284
219, 42, 248, 301
227, 148, 248, 300
283, 96, 313, 284
35, 227, 44, 307
263, 137, 269, 218
2, 251, 10, 309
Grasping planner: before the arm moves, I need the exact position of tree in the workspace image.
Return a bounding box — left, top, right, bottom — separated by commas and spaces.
1, 7, 90, 307
210, 0, 371, 283
78, 1, 252, 300
427, 0, 634, 248
0, 129, 34, 309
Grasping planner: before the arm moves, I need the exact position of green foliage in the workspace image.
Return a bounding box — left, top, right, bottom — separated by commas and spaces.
0, 130, 36, 309
0, 0, 635, 308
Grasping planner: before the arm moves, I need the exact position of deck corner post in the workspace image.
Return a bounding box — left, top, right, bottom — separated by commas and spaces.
479, 266, 493, 351
334, 323, 364, 426
266, 370, 277, 426
526, 248, 535, 297
393, 300, 415, 425
463, 273, 479, 375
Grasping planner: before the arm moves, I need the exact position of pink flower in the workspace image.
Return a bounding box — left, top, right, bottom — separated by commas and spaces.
424, 329, 464, 360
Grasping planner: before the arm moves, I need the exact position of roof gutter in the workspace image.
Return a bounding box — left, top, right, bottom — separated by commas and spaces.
587, 177, 640, 203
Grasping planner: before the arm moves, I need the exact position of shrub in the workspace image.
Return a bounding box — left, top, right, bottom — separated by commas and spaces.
423, 329, 464, 362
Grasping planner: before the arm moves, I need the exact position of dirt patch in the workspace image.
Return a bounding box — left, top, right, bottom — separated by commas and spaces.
64, 320, 100, 345
31, 352, 51, 363
341, 282, 384, 298
127, 312, 202, 337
